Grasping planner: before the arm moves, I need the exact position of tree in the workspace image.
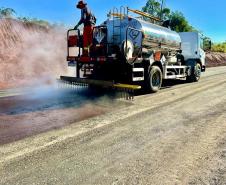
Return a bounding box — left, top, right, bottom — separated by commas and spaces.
142, 0, 194, 32
0, 7, 16, 18
169, 11, 194, 32
142, 0, 170, 20
161, 8, 170, 19
142, 0, 161, 17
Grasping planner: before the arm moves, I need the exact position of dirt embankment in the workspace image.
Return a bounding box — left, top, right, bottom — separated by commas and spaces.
0, 18, 68, 89
206, 52, 226, 67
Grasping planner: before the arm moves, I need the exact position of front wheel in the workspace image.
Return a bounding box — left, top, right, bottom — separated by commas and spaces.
187, 63, 202, 82
146, 66, 163, 93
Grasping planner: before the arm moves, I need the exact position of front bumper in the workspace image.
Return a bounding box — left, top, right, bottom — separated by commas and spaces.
201, 65, 206, 72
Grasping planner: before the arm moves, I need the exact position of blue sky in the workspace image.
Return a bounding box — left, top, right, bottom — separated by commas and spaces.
0, 0, 225, 42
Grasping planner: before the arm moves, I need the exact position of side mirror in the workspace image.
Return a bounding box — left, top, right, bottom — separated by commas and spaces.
208, 40, 212, 50
203, 38, 212, 51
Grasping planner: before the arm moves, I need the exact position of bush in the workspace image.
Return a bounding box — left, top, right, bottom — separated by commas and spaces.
1, 7, 52, 28
18, 17, 50, 28
212, 42, 226, 53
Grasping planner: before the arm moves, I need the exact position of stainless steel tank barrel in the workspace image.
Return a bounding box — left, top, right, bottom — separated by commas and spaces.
101, 16, 181, 52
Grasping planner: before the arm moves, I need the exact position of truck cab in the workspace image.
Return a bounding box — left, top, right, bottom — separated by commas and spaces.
179, 32, 210, 72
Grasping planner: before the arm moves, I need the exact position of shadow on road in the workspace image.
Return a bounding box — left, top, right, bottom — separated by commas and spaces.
135, 79, 188, 96
161, 79, 187, 89
0, 86, 114, 115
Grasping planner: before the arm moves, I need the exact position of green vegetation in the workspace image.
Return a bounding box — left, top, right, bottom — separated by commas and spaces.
142, 0, 171, 20
0, 7, 51, 28
142, 0, 194, 32
211, 42, 226, 53
18, 17, 50, 27
142, 1, 226, 53
0, 7, 16, 18
169, 11, 194, 32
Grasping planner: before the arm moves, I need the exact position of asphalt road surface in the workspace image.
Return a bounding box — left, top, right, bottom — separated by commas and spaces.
1, 66, 226, 185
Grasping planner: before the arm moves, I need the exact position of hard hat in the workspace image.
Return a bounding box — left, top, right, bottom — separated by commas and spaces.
76, 1, 87, 9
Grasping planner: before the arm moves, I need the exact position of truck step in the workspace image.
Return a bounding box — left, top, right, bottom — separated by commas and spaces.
132, 67, 144, 81
133, 77, 144, 81
133, 68, 144, 72
166, 66, 187, 69
165, 75, 186, 79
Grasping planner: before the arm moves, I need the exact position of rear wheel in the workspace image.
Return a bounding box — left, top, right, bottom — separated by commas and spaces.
146, 66, 162, 93
187, 62, 202, 82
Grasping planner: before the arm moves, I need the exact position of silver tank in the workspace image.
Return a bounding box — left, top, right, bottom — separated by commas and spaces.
101, 16, 181, 54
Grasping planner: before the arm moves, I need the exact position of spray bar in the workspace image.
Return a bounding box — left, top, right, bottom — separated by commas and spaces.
59, 76, 141, 100
60, 76, 141, 90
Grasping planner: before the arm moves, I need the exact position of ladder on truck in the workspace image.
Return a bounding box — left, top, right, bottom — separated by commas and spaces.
111, 7, 127, 45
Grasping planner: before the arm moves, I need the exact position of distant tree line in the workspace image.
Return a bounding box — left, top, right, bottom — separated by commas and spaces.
211, 42, 226, 53
0, 7, 16, 18
0, 7, 51, 28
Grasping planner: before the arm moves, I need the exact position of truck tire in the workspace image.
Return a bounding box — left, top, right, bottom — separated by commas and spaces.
146, 66, 162, 93
187, 62, 202, 82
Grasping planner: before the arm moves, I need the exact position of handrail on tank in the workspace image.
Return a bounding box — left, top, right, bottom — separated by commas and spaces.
112, 7, 119, 18
67, 28, 81, 58
127, 8, 162, 22
109, 7, 162, 23
110, 6, 128, 19
125, 26, 143, 65
110, 13, 125, 19
120, 6, 127, 17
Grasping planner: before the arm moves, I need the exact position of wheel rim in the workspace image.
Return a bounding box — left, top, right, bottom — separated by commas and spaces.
195, 64, 201, 79
152, 71, 161, 87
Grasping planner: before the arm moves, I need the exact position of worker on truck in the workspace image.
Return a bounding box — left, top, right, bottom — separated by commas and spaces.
74, 0, 96, 56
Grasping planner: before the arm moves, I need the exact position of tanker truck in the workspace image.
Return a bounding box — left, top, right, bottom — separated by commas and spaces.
60, 7, 211, 96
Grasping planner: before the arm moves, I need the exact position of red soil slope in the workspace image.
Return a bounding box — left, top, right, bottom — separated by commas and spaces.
0, 18, 67, 89
206, 52, 226, 67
